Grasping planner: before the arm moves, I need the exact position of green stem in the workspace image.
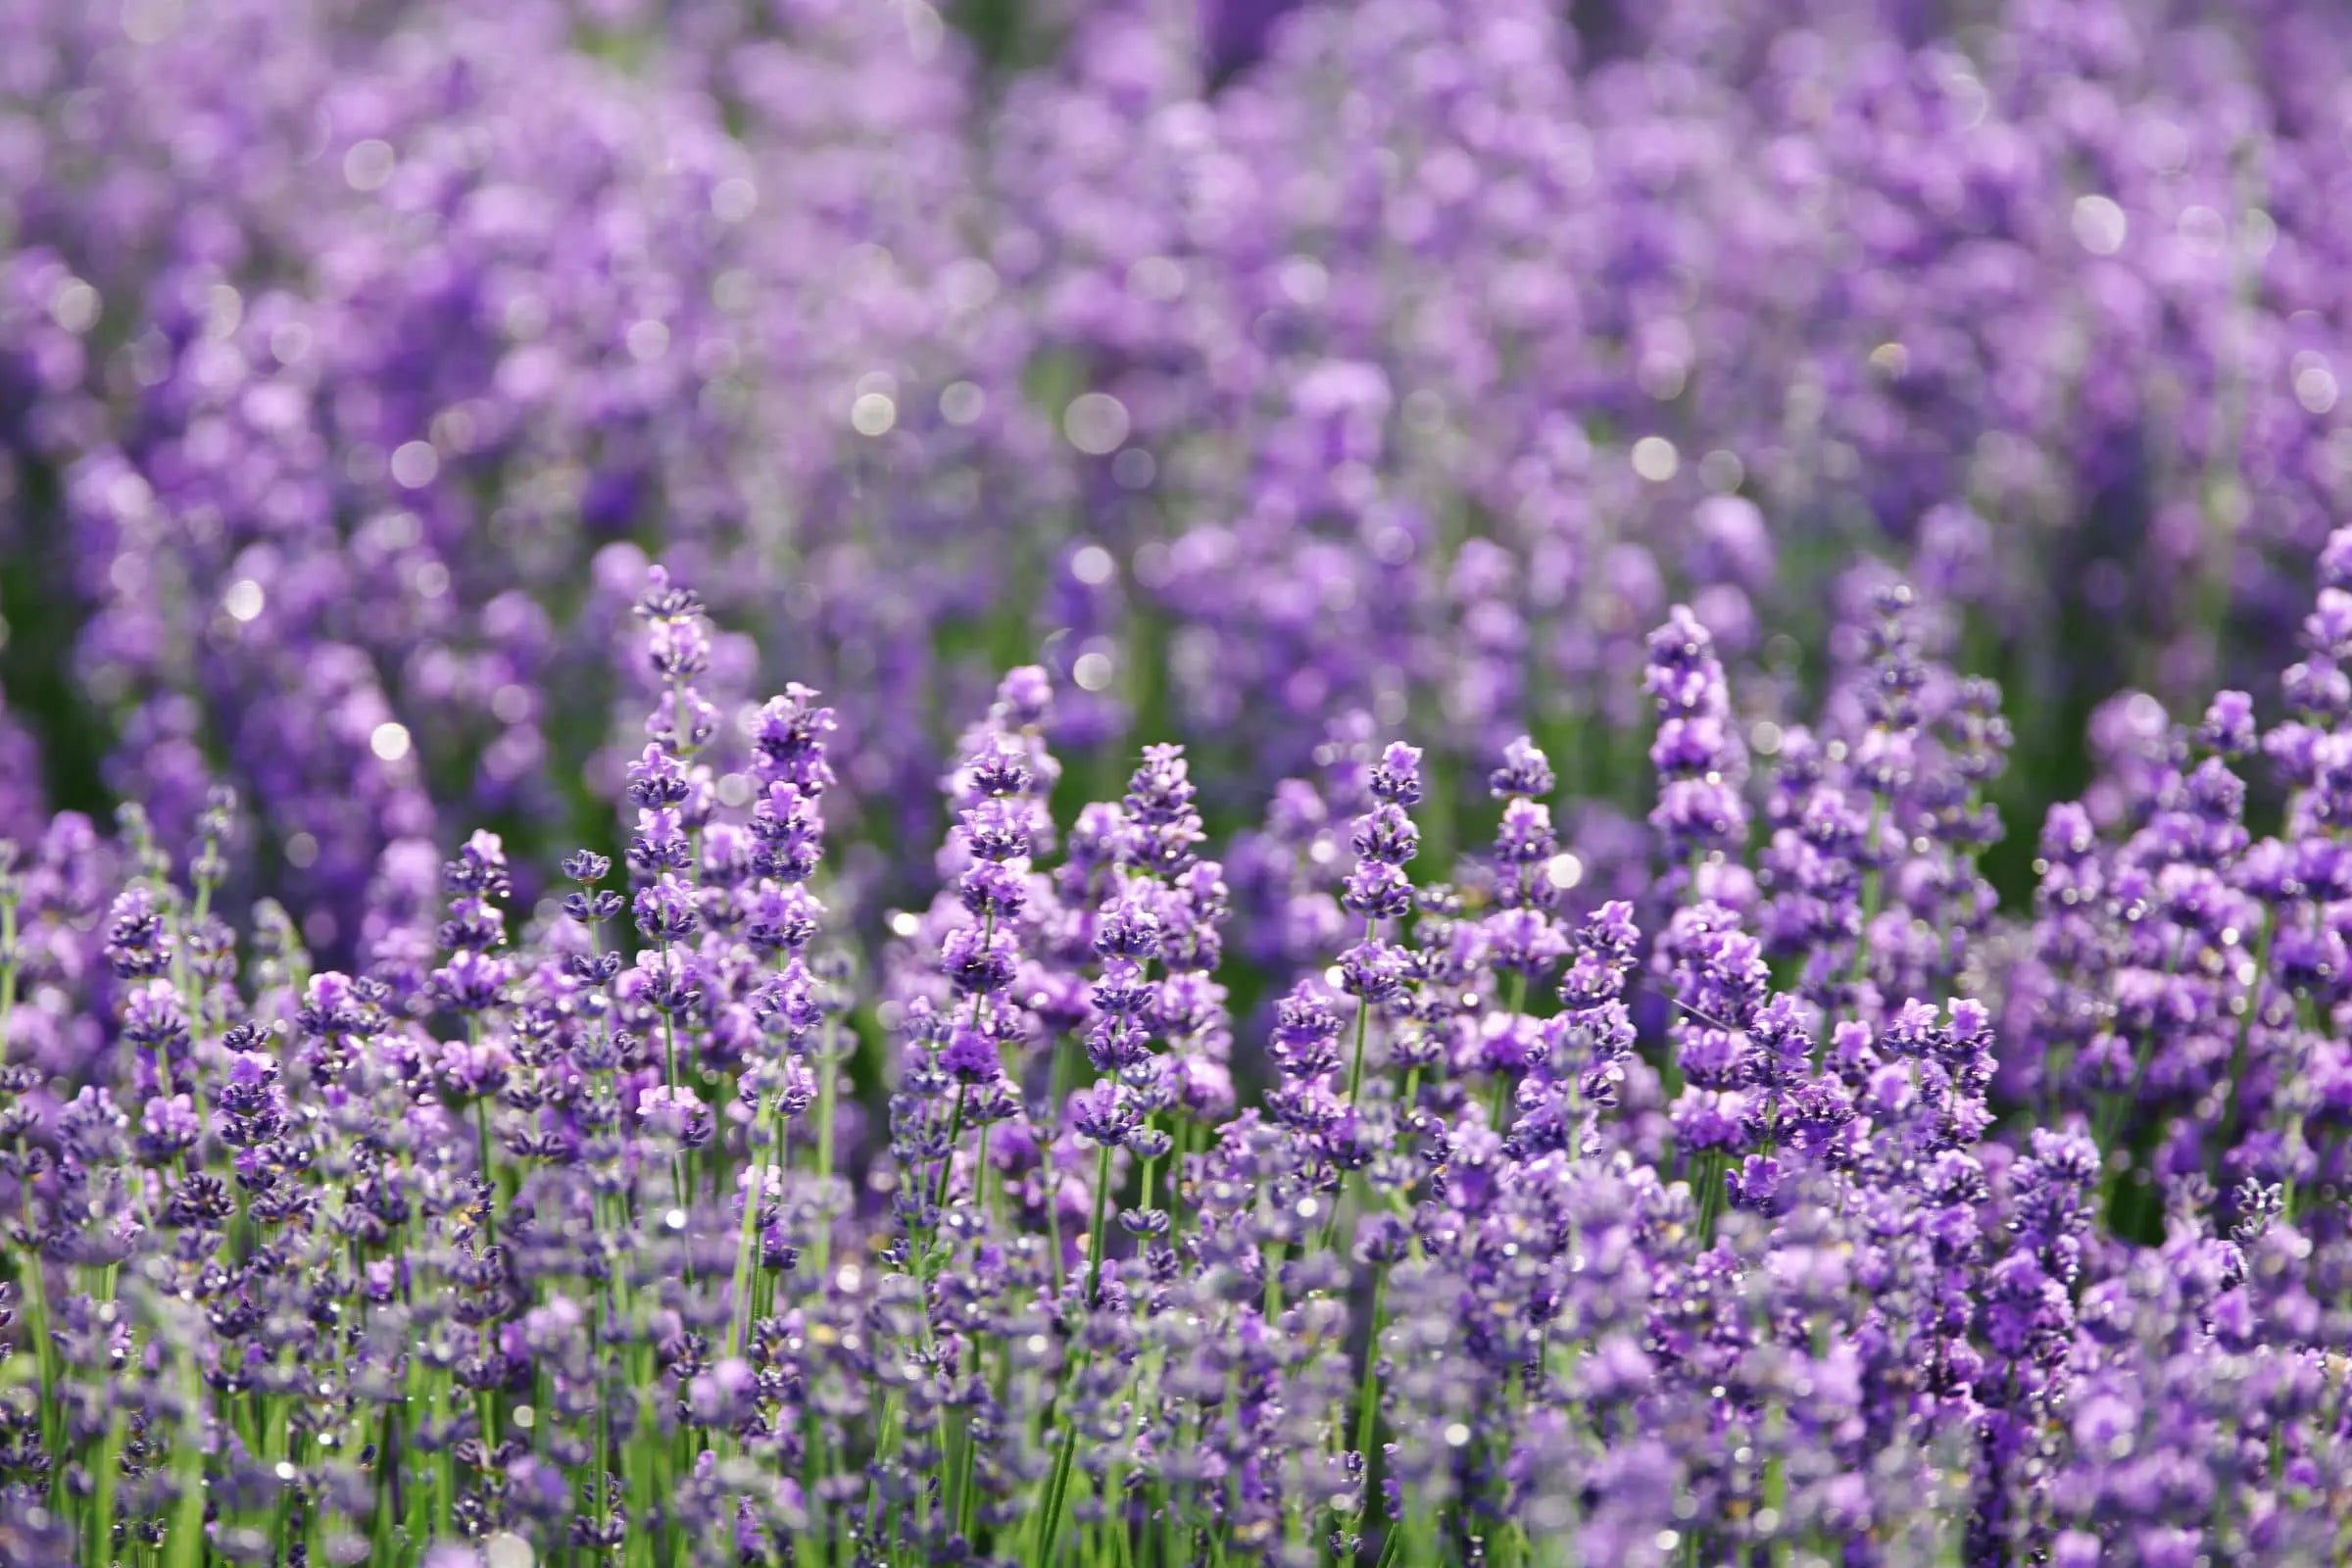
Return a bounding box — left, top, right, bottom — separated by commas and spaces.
932, 1083, 969, 1216
18, 1200, 60, 1510
372, 1399, 400, 1566
863, 1387, 903, 1549
167, 1321, 207, 1568
475, 1095, 500, 1245
1164, 1115, 1194, 1242
1347, 1264, 1392, 1547
974, 1120, 996, 1245
1046, 1158, 1068, 1293
1349, 1271, 1390, 1462
812, 1021, 838, 1281
433, 1364, 456, 1542
727, 1093, 772, 1362
1322, 992, 1381, 1255
2095, 1032, 2158, 1226
1342, 992, 1372, 1110
1694, 1148, 1726, 1246
93, 1404, 124, 1568
1084, 1142, 1114, 1306
952, 1374, 981, 1546
1038, 1143, 1118, 1568
2217, 912, 2274, 1165
660, 958, 679, 1086
404, 1337, 430, 1548
1037, 1399, 1085, 1568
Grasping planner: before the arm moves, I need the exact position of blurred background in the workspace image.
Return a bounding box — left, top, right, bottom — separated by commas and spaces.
2, 0, 2345, 956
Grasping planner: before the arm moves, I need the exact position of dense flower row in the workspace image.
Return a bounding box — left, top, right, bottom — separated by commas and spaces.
13, 0, 2352, 944
4, 545, 2351, 1568
13, 2, 2352, 1564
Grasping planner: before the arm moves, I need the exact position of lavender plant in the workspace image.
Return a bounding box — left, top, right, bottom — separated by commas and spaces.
1, 548, 2349, 1568
18, 0, 2352, 932
13, 2, 2352, 1565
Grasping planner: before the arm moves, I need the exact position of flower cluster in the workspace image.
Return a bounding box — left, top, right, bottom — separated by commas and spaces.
12, 3, 2352, 1565
0, 547, 2348, 1568
14, 0, 2352, 957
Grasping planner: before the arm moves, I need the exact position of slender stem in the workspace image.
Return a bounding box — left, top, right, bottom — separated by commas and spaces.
1694, 1148, 1726, 1246
19, 1199, 60, 1509
1037, 1385, 1086, 1568
430, 1361, 454, 1539
1322, 993, 1380, 1255
812, 1021, 838, 1281
167, 1319, 207, 1568
1342, 992, 1373, 1110
952, 1369, 981, 1545
92, 1404, 124, 1568
2217, 911, 2274, 1165
1164, 1115, 1193, 1241
475, 1093, 501, 1246
2095, 1031, 2157, 1226
1138, 1116, 1159, 1215
974, 1121, 996, 1244
1037, 1141, 1118, 1568
863, 1387, 903, 1546
932, 1084, 969, 1216
372, 1397, 399, 1565
727, 1093, 771, 1361
662, 999, 679, 1087
1347, 1264, 1392, 1547
1044, 1163, 1068, 1292
590, 1297, 612, 1537
1084, 1142, 1114, 1306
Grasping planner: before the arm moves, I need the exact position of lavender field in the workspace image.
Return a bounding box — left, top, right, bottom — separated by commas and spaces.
5, 1, 2352, 1563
